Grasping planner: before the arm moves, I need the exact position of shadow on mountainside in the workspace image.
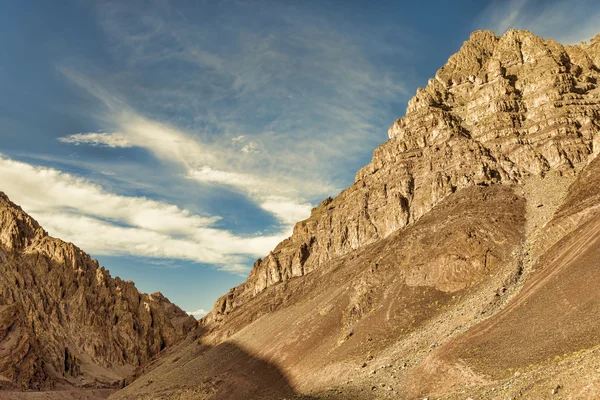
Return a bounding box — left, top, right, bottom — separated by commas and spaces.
113, 325, 318, 400
198, 342, 300, 400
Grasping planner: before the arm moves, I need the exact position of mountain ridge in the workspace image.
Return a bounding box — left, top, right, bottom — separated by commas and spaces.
0, 192, 197, 391
207, 28, 600, 326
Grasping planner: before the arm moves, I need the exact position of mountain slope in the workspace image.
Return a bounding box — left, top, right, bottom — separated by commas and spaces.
407, 156, 600, 398
111, 30, 600, 399
0, 193, 197, 391
112, 184, 527, 399
208, 29, 600, 325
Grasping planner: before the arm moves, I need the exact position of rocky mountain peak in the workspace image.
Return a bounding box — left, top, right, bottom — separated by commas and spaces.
208, 29, 600, 323
0, 192, 46, 254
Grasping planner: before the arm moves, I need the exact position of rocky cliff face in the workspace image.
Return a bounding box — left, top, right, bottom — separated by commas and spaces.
0, 193, 197, 390
210, 30, 600, 320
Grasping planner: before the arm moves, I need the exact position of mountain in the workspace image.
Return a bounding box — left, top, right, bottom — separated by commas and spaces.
110, 29, 600, 399
0, 192, 197, 393
208, 29, 600, 322
2, 28, 600, 399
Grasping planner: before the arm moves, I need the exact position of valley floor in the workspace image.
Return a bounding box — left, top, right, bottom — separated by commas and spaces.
0, 389, 114, 400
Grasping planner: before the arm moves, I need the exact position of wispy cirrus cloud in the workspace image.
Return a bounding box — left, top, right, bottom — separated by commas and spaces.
42, 1, 409, 278
58, 132, 132, 148
86, 0, 407, 185
477, 0, 600, 44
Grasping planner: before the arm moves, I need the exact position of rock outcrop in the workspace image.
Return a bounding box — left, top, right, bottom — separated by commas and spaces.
0, 193, 197, 390
210, 30, 600, 321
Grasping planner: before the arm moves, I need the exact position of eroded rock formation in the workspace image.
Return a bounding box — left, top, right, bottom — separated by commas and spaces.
0, 193, 196, 390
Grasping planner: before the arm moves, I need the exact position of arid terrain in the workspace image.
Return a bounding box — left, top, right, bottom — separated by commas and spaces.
0, 193, 196, 397
2, 29, 600, 399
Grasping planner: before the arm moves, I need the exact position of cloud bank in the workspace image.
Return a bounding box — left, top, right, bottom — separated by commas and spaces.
0, 155, 289, 274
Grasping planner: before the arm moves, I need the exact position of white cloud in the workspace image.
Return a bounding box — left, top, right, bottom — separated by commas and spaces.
241, 143, 258, 154
186, 309, 207, 318
188, 166, 261, 189
259, 196, 313, 227
478, 0, 600, 44
0, 155, 218, 234
0, 155, 291, 274
59, 132, 132, 148
187, 168, 313, 226
231, 135, 259, 154
54, 76, 318, 229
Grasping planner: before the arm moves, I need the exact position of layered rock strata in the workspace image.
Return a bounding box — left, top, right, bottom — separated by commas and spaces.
210, 30, 600, 321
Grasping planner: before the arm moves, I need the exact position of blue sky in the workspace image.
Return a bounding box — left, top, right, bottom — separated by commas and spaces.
1, 0, 599, 317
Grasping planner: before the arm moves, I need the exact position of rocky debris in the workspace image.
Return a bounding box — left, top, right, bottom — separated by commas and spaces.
0, 192, 197, 390
208, 29, 600, 322
552, 384, 562, 394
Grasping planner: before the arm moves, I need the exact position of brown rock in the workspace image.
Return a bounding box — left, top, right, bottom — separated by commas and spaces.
208, 29, 600, 323
0, 193, 197, 390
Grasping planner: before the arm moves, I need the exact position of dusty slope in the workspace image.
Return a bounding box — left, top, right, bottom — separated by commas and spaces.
114, 170, 600, 400
0, 389, 114, 400
407, 156, 600, 399
112, 185, 528, 399
0, 193, 197, 392
108, 29, 600, 399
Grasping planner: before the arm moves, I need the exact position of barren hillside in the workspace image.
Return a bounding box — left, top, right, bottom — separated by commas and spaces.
0, 193, 196, 393
111, 30, 600, 399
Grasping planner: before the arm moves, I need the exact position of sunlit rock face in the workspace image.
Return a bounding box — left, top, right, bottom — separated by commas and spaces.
0, 193, 197, 390
210, 29, 600, 320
